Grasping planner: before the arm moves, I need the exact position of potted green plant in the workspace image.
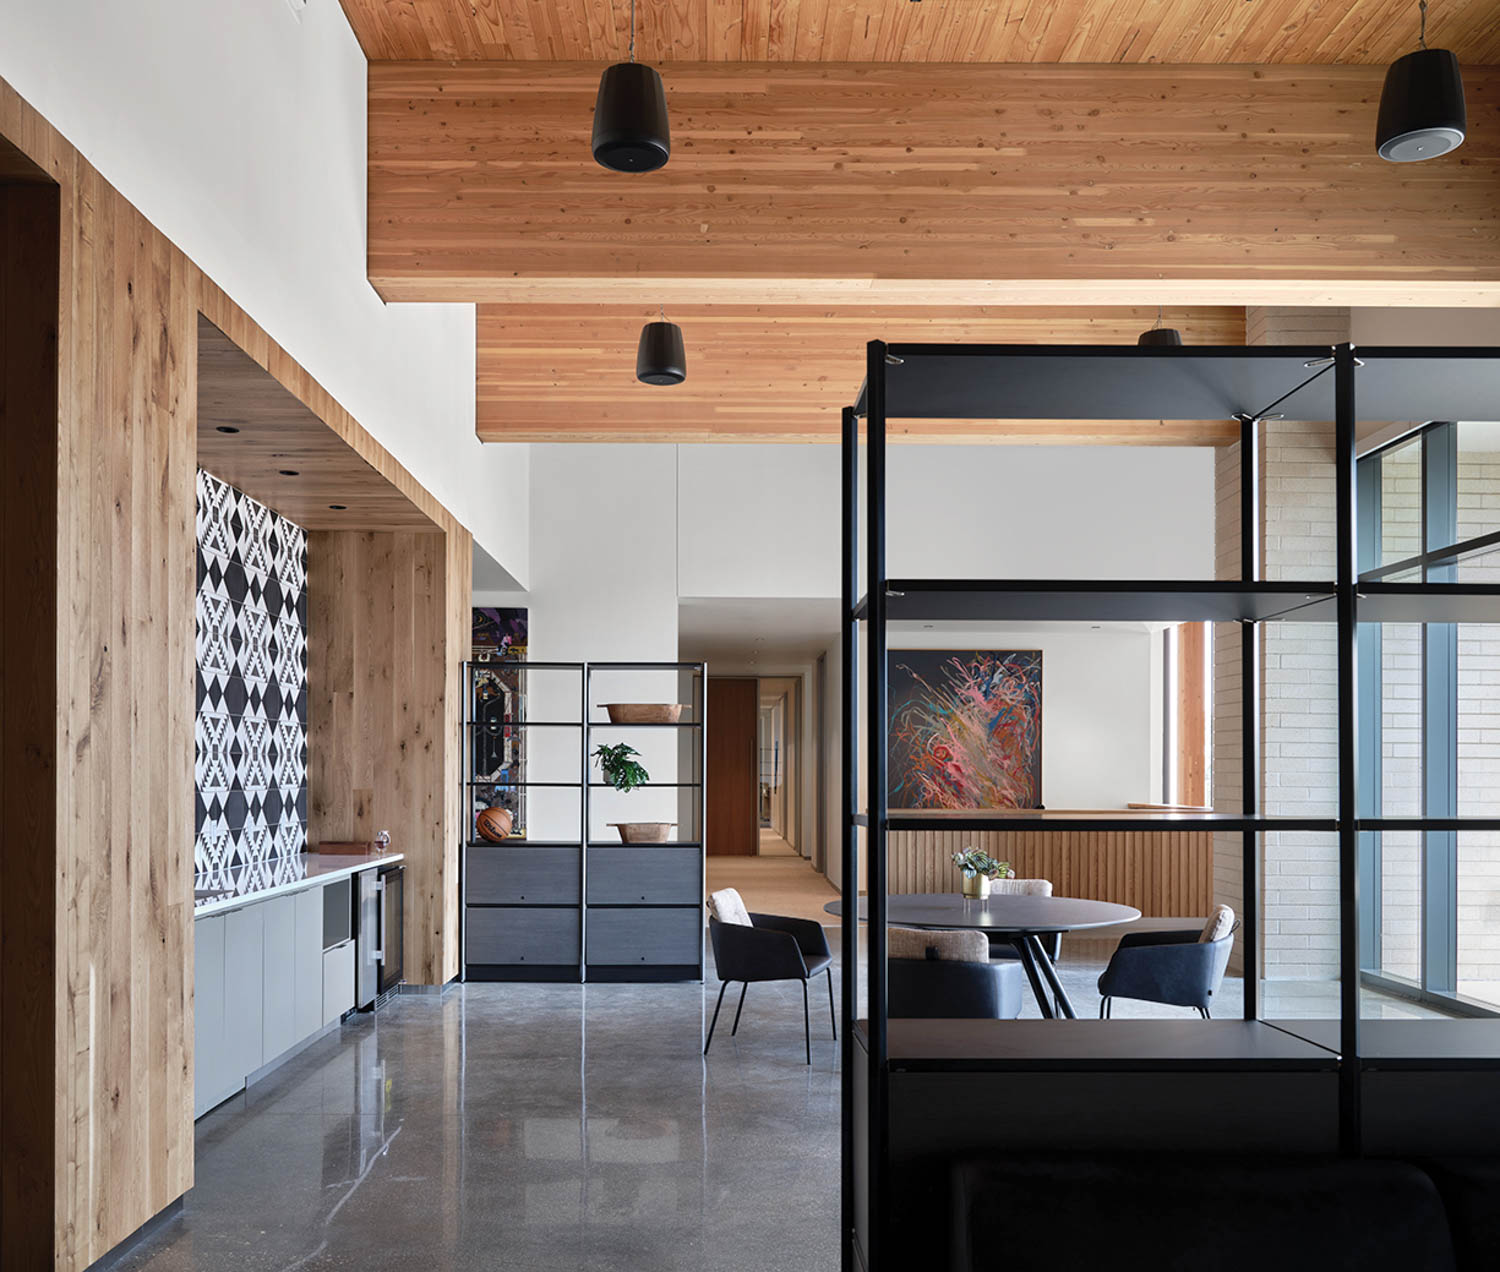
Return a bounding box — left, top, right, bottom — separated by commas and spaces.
594, 743, 673, 843
951, 847, 1014, 900
594, 742, 649, 792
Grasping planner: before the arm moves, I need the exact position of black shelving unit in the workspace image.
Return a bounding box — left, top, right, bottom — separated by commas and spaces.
584, 661, 708, 982
459, 660, 709, 983
460, 661, 587, 982
842, 341, 1500, 1270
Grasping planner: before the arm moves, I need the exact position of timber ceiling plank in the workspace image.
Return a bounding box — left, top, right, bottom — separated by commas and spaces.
475, 303, 1247, 442
339, 1, 1500, 65
197, 317, 436, 530
368, 62, 1500, 307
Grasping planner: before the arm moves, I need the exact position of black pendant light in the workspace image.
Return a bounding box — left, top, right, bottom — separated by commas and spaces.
1138, 307, 1183, 347
1377, 1, 1466, 162
636, 308, 686, 385
593, 0, 670, 172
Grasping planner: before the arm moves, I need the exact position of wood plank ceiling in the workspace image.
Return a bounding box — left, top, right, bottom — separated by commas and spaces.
197, 317, 436, 528
338, 0, 1500, 65
343, 1, 1500, 444
477, 303, 1247, 442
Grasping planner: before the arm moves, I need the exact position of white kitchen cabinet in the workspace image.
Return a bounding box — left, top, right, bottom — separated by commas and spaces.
223, 904, 265, 1090
261, 894, 297, 1066
322, 939, 355, 1027
294, 887, 324, 1040
193, 913, 229, 1118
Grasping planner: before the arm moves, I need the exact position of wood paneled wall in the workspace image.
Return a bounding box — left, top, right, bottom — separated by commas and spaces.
0, 74, 476, 1269
369, 63, 1500, 307
307, 529, 471, 987
889, 829, 1214, 919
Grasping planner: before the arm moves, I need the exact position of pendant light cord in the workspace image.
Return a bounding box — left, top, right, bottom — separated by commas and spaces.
630, 0, 637, 62
1419, 0, 1428, 49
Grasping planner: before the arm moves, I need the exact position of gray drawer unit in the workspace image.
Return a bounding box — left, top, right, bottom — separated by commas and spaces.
467, 847, 580, 905
587, 847, 700, 906
587, 907, 701, 966
467, 906, 580, 965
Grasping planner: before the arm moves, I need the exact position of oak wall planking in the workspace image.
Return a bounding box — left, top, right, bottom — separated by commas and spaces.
370, 63, 1500, 307
0, 73, 475, 1269
307, 529, 471, 986
889, 829, 1214, 918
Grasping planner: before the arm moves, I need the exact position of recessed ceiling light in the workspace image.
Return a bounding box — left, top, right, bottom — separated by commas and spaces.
215, 425, 239, 434
279, 469, 299, 477
328, 504, 348, 511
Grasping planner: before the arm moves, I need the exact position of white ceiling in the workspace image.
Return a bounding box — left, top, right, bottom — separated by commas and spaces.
678, 597, 841, 667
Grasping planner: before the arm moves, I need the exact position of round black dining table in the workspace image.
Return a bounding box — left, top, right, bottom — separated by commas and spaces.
824, 893, 1140, 1020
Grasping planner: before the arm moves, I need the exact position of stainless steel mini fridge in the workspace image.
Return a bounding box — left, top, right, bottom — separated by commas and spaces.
356, 863, 405, 1009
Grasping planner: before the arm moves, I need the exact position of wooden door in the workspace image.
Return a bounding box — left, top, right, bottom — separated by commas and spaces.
707, 678, 758, 856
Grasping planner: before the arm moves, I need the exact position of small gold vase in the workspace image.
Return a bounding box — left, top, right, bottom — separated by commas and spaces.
961, 874, 991, 900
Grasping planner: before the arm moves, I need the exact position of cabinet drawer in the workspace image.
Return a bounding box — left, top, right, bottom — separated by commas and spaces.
467, 847, 580, 905
587, 907, 701, 966
322, 940, 355, 1027
467, 906, 580, 966
587, 847, 701, 906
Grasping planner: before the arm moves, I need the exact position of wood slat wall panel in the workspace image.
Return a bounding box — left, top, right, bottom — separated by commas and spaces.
369, 63, 1500, 307
0, 73, 476, 1268
307, 529, 471, 988
339, 0, 1500, 65
888, 829, 1214, 918
476, 304, 1245, 443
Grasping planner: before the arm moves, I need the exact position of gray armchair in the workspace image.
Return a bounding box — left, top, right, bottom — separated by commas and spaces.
1097, 922, 1238, 1018
705, 913, 835, 1063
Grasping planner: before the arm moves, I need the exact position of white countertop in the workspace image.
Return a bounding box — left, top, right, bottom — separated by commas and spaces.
193, 852, 404, 918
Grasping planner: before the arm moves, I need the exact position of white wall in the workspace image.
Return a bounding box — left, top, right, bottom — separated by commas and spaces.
679, 444, 1215, 599
507, 446, 684, 842
0, 0, 529, 583
1352, 308, 1500, 346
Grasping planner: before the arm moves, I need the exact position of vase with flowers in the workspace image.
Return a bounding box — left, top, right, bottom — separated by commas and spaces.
951, 848, 1015, 900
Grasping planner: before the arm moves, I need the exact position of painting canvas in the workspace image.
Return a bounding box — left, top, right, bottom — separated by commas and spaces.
888, 649, 1043, 809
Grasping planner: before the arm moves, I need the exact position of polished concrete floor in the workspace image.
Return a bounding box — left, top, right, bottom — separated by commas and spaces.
114, 970, 841, 1272
112, 932, 1441, 1271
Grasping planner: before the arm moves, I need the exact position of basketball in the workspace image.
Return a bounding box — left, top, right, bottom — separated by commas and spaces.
476, 806, 514, 843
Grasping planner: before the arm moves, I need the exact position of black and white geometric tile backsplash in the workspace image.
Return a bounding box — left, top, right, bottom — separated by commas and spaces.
195, 470, 308, 880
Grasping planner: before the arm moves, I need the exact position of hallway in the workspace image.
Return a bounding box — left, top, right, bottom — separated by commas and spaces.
706, 833, 840, 926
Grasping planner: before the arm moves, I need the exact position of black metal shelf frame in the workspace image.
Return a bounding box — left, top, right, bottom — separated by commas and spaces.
585, 661, 709, 982
461, 660, 711, 983
840, 340, 1500, 1272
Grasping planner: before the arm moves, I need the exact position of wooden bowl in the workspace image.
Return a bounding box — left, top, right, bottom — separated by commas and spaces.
603, 703, 684, 725
608, 822, 676, 844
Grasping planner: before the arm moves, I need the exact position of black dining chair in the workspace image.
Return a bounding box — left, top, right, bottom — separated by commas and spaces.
705, 907, 835, 1064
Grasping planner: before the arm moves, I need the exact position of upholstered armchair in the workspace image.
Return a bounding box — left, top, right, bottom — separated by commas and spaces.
888, 927, 1024, 1021
1097, 906, 1239, 1018
705, 889, 835, 1064
983, 877, 1062, 963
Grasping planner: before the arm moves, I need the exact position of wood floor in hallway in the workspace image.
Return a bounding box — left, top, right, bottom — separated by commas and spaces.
707, 832, 840, 925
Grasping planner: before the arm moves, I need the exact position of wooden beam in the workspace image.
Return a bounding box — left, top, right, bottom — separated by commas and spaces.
338, 0, 1500, 66
370, 62, 1500, 307
477, 303, 1247, 442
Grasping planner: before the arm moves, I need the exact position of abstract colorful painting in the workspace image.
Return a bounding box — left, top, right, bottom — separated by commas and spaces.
888, 649, 1043, 809
473, 606, 528, 661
